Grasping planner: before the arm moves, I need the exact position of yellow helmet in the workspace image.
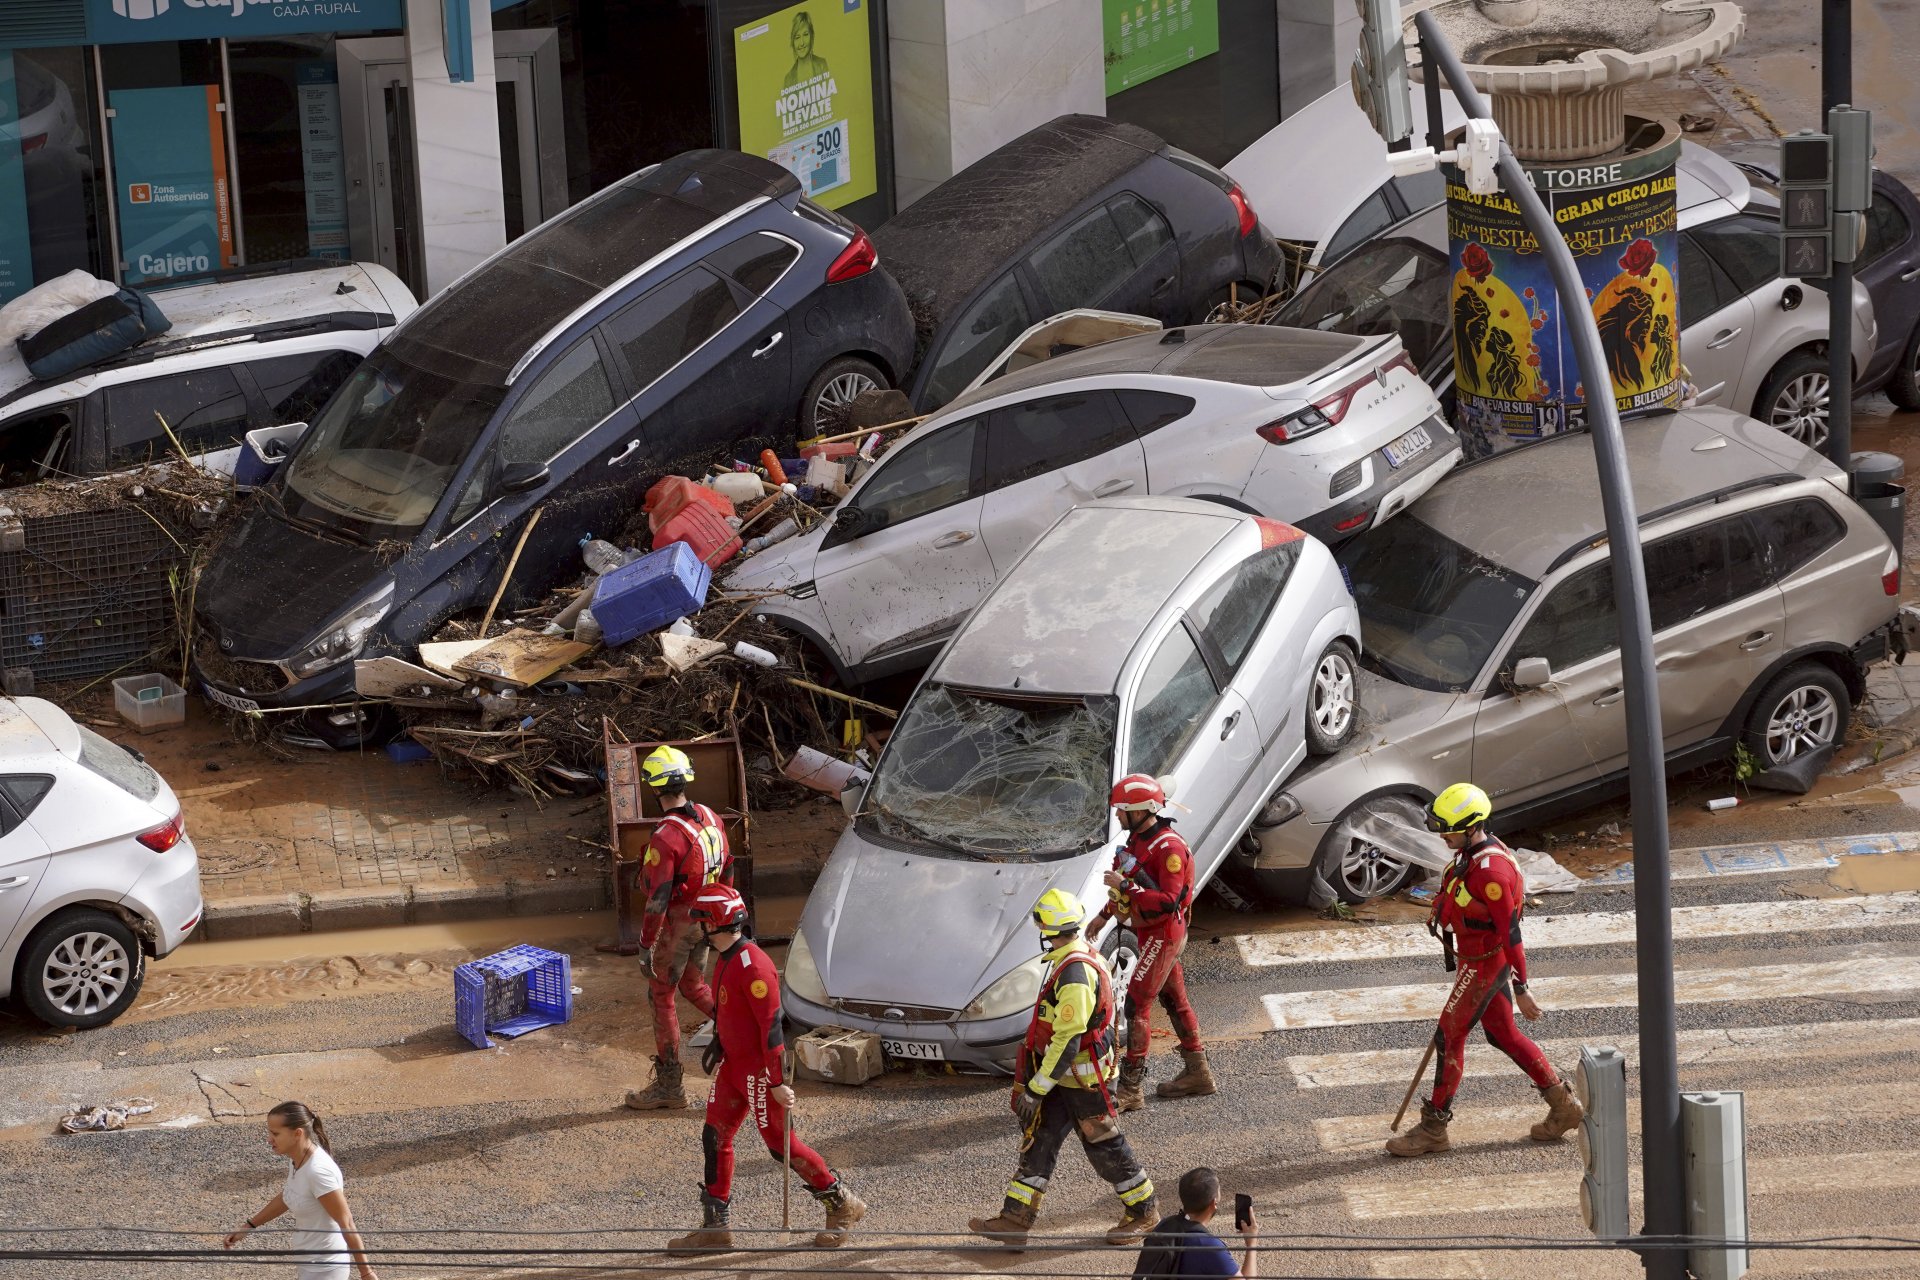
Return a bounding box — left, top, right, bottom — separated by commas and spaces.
1031, 887, 1087, 937
641, 744, 696, 790
1428, 782, 1492, 834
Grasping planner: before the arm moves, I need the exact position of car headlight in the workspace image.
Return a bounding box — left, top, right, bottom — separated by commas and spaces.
962, 956, 1044, 1022
783, 926, 829, 1006
286, 582, 395, 679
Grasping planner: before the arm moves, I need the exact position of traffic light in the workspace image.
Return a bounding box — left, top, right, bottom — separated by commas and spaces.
1779, 132, 1833, 280
1351, 0, 1413, 146
1575, 1045, 1630, 1240
1682, 1091, 1749, 1280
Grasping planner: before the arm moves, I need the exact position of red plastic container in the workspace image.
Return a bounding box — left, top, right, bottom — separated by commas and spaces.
653, 502, 742, 568
644, 474, 736, 535
800, 440, 859, 460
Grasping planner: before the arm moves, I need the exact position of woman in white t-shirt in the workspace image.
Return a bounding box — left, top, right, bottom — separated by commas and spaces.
223, 1101, 380, 1280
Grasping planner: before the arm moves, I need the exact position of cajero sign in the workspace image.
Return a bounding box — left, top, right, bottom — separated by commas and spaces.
86, 0, 403, 43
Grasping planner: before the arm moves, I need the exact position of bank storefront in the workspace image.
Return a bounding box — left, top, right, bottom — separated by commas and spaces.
0, 0, 899, 303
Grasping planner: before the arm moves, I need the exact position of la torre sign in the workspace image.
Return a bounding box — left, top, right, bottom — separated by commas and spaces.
88, 0, 403, 42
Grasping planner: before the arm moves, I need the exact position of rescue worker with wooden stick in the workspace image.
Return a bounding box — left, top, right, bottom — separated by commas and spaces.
1386, 783, 1585, 1157
667, 883, 866, 1253
1093, 773, 1214, 1111
969, 888, 1159, 1249
625, 745, 733, 1111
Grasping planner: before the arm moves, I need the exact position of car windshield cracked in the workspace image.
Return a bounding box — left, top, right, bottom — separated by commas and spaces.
1338, 514, 1537, 692
861, 685, 1118, 858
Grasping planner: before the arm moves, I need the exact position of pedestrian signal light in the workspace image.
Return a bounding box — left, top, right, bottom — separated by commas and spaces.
1779, 132, 1834, 280
1575, 1044, 1630, 1240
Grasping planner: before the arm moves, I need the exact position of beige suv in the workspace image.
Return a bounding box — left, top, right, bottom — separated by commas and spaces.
1238, 406, 1904, 906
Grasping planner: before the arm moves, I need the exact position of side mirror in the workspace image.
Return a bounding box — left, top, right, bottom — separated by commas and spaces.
833, 505, 864, 535
499, 462, 551, 495
840, 775, 871, 820
1781, 284, 1803, 312
1512, 656, 1552, 689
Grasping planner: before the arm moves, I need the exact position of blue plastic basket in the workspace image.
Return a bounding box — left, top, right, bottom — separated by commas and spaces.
454, 944, 573, 1049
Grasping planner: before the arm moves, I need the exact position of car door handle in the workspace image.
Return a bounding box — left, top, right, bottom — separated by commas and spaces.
1902, 263, 1920, 282
932, 530, 974, 549
1740, 630, 1775, 651
1220, 710, 1241, 740
1706, 327, 1743, 350
1592, 688, 1625, 707
1150, 275, 1175, 295
752, 332, 784, 358
606, 439, 641, 467
1093, 478, 1135, 497
0, 875, 28, 890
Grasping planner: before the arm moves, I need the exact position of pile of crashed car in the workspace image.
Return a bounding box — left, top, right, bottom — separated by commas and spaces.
4, 93, 1918, 1067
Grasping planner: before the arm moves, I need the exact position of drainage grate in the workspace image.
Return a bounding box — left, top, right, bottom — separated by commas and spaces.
0, 509, 186, 683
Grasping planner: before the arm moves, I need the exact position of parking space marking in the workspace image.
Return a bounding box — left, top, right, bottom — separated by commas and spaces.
1263, 955, 1920, 1030
1236, 893, 1920, 968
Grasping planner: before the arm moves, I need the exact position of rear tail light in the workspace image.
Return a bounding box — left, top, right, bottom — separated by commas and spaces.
1333, 511, 1373, 534
826, 230, 878, 283
1884, 547, 1901, 596
1257, 352, 1419, 444
20, 133, 48, 155
137, 812, 185, 853
1227, 183, 1258, 238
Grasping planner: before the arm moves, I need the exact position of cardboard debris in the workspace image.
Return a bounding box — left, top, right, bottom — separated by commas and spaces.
355, 655, 464, 698
418, 638, 493, 678
660, 632, 727, 672
452, 630, 593, 688
793, 1025, 884, 1085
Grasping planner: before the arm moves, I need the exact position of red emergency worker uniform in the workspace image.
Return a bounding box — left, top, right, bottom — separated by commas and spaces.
701, 938, 835, 1200
1426, 834, 1557, 1111
639, 802, 733, 1060
1103, 817, 1202, 1063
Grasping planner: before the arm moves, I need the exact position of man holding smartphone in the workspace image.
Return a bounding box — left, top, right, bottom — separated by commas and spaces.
1129, 1167, 1258, 1278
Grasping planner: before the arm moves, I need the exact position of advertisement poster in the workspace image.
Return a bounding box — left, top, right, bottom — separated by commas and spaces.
1103, 0, 1219, 96
297, 62, 349, 260
0, 52, 34, 305
734, 0, 876, 211
1447, 144, 1681, 454
110, 85, 234, 286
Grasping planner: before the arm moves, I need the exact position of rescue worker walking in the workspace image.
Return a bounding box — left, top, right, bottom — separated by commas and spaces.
969, 888, 1158, 1250
1386, 783, 1585, 1157
1093, 774, 1213, 1112
625, 745, 734, 1111
666, 884, 866, 1252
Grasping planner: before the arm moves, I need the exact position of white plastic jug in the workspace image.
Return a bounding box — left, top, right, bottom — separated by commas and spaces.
706, 472, 767, 505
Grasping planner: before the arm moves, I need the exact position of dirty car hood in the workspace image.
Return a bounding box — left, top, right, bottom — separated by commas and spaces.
721, 524, 827, 592
197, 506, 388, 658
800, 827, 1101, 1011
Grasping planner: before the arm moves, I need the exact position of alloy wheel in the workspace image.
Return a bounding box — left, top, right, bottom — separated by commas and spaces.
42, 931, 133, 1018
1312, 650, 1356, 742
817, 370, 878, 417
1768, 371, 1830, 449
1764, 684, 1840, 764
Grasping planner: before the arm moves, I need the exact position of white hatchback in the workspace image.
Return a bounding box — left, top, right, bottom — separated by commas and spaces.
0, 699, 202, 1028
730, 323, 1457, 683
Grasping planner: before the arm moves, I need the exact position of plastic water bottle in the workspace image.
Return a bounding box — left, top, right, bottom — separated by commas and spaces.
732, 641, 778, 668
581, 538, 635, 575
574, 608, 603, 645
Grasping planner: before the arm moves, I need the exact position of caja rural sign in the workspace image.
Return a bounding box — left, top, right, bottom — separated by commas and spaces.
87, 0, 403, 43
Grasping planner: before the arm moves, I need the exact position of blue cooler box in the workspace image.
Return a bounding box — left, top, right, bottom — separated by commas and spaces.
233, 423, 308, 490
592, 541, 712, 646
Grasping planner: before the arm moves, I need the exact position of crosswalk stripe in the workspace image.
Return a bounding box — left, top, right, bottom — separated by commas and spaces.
1312, 1080, 1882, 1151
1237, 893, 1920, 968
1599, 831, 1920, 884
1264, 955, 1920, 1030
1345, 1149, 1920, 1221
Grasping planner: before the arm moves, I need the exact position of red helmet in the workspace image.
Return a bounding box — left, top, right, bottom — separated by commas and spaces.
1111, 773, 1169, 813
688, 884, 749, 930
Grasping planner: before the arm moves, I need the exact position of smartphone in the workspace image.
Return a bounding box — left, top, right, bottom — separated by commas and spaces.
1234, 1193, 1253, 1232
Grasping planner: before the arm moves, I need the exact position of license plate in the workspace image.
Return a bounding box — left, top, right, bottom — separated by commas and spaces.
1382, 424, 1434, 469
203, 684, 260, 714
881, 1037, 945, 1062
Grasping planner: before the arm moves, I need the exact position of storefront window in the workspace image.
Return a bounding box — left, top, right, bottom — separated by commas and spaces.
0, 47, 108, 304
99, 39, 234, 286
1104, 0, 1278, 167
230, 35, 345, 265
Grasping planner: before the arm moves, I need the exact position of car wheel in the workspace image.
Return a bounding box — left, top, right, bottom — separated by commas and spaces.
1313, 793, 1424, 904
1741, 663, 1850, 768
1889, 322, 1920, 412
1756, 351, 1831, 449
1099, 923, 1141, 1047
17, 909, 146, 1029
1304, 639, 1359, 756
801, 356, 887, 435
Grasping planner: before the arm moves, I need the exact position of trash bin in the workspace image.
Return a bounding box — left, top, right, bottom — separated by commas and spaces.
1850, 451, 1906, 557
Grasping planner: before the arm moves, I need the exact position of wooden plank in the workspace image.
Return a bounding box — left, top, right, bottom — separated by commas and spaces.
451, 631, 593, 688
418, 638, 491, 678
354, 656, 464, 697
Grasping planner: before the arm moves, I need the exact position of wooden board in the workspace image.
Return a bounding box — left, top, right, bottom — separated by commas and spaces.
354, 655, 465, 697
418, 638, 492, 678
660, 632, 726, 672
451, 631, 593, 688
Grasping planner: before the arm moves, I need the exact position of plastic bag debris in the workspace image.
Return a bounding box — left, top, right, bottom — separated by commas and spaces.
59, 1098, 156, 1133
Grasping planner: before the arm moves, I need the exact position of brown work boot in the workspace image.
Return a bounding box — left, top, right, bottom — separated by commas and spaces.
1156, 1049, 1217, 1099
667, 1194, 733, 1254
812, 1181, 867, 1247
1114, 1058, 1147, 1113
968, 1195, 1039, 1250
1105, 1196, 1159, 1245
1385, 1101, 1453, 1157
623, 1055, 688, 1110
1531, 1079, 1585, 1142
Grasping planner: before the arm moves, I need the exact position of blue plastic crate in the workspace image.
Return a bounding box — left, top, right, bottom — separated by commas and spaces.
592, 541, 712, 646
454, 944, 573, 1049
